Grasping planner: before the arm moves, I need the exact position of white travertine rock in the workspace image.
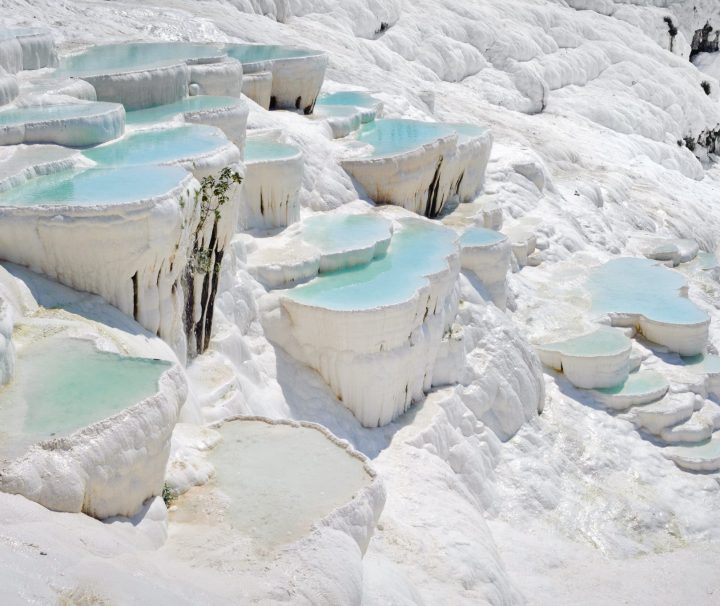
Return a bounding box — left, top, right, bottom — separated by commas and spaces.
233, 47, 328, 113
82, 63, 191, 111
459, 228, 512, 309
241, 137, 303, 229
241, 71, 273, 109
188, 59, 243, 97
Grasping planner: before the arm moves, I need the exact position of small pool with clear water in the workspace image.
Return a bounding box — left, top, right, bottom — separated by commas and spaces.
542, 327, 630, 358
83, 125, 229, 167
244, 139, 300, 163
355, 119, 456, 158
125, 96, 244, 125
460, 226, 506, 248
0, 165, 188, 207
301, 213, 392, 258
58, 42, 223, 76
287, 219, 457, 310
0, 338, 171, 459
207, 420, 371, 547
0, 102, 121, 126
588, 257, 708, 326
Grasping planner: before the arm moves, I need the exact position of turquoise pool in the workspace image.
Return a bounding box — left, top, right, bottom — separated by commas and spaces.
355, 119, 456, 158
83, 125, 229, 166
287, 219, 457, 310
126, 96, 244, 125
302, 213, 391, 258
245, 139, 300, 162
588, 258, 708, 326
542, 327, 630, 358
0, 102, 122, 125
0, 338, 171, 458
58, 42, 223, 76
0, 165, 188, 206
460, 227, 506, 247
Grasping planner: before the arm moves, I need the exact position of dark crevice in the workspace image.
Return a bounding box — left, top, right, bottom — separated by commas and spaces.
424, 157, 444, 218
269, 95, 277, 110
691, 22, 719, 60
131, 271, 139, 320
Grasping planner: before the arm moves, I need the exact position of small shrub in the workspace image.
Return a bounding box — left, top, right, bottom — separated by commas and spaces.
701, 80, 712, 95
162, 482, 176, 507
663, 16, 678, 38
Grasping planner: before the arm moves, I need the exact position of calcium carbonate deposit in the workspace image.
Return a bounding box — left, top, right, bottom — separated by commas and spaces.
0, 1, 719, 604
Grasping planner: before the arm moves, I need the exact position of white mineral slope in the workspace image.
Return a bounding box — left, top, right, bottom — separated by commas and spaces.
2, 0, 720, 603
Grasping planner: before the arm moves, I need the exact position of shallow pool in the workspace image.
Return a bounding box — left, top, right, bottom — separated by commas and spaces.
224, 44, 317, 64
209, 420, 371, 546
0, 102, 121, 126
588, 258, 708, 325
542, 327, 630, 358
596, 370, 668, 397
126, 96, 244, 125
244, 139, 300, 162
302, 213, 391, 258
355, 119, 456, 158
0, 338, 170, 458
83, 125, 228, 167
0, 165, 188, 206
288, 219, 457, 310
317, 91, 379, 109
447, 122, 490, 142
460, 226, 506, 248
58, 42, 223, 76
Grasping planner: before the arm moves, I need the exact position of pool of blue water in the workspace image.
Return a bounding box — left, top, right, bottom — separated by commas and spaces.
588, 258, 708, 325
83, 125, 228, 167
542, 327, 630, 358
287, 219, 457, 310
681, 353, 720, 374
596, 370, 668, 396
126, 96, 244, 125
302, 214, 392, 257
0, 165, 188, 206
447, 122, 490, 142
317, 91, 379, 109
0, 102, 122, 125
245, 139, 300, 162
224, 44, 318, 64
355, 119, 456, 158
58, 42, 223, 76
0, 337, 171, 458
460, 227, 506, 248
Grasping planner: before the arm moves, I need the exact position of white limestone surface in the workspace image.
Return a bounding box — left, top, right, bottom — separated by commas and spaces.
241, 71, 273, 109
227, 45, 328, 113
188, 58, 243, 97
459, 227, 511, 309
241, 136, 303, 229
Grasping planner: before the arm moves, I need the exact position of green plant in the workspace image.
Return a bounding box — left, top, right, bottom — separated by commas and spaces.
162, 482, 176, 507
190, 167, 243, 273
